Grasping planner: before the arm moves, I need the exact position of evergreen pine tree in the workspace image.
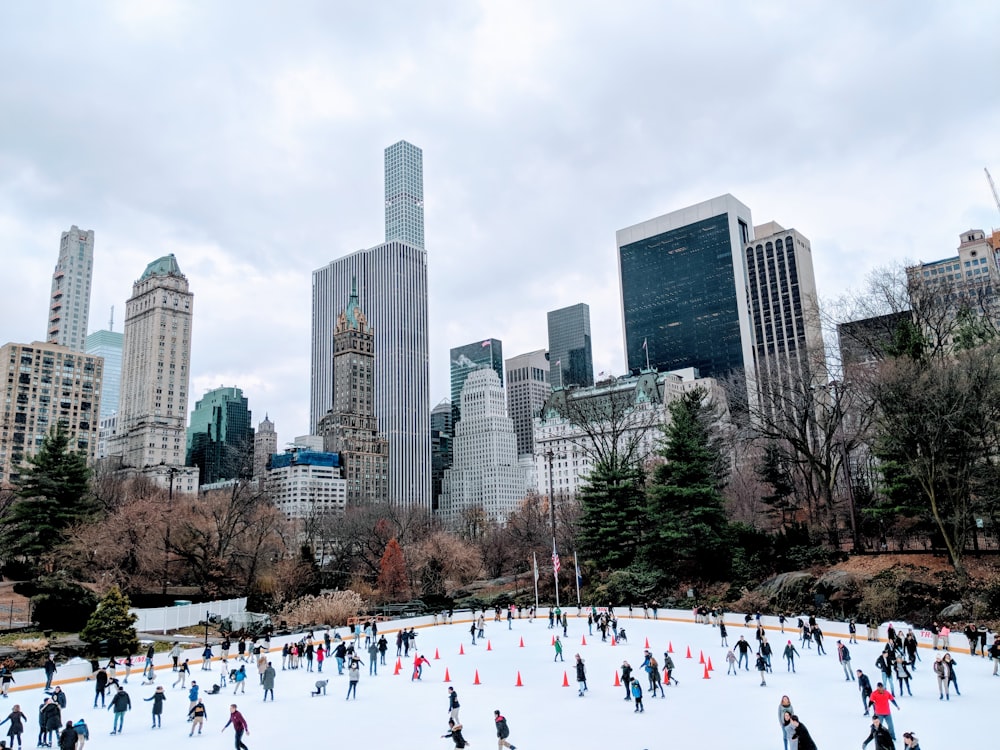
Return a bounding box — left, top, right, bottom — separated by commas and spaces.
644, 388, 731, 580
5, 423, 95, 565
577, 461, 646, 570
756, 441, 797, 527
79, 586, 139, 656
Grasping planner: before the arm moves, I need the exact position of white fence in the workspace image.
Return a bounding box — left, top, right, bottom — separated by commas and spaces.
130, 597, 247, 634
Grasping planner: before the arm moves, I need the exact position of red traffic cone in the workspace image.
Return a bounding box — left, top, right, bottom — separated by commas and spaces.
685, 646, 692, 659
707, 656, 714, 671
487, 640, 492, 651
473, 670, 481, 685
562, 671, 570, 687
434, 648, 440, 660
645, 637, 650, 648
519, 637, 524, 648
581, 635, 587, 646
668, 641, 674, 653
443, 668, 451, 682
393, 659, 401, 675
515, 671, 523, 687
614, 671, 621, 686
703, 665, 711, 680
551, 635, 556, 646
611, 635, 617, 646
699, 650, 705, 664
459, 644, 465, 655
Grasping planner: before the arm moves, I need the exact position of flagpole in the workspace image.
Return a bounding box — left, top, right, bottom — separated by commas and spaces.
574, 551, 581, 608
643, 337, 650, 371
533, 553, 539, 613
552, 538, 560, 609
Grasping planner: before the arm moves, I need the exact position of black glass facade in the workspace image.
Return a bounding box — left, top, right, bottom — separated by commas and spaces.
620, 213, 743, 379
547, 303, 593, 389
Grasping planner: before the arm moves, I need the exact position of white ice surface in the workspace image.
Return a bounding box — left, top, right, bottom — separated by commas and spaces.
6, 610, 992, 749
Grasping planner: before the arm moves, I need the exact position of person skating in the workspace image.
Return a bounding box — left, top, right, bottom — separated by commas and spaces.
261, 663, 275, 702
553, 637, 564, 662
726, 649, 737, 676
857, 669, 873, 715
894, 661, 912, 697
39, 698, 60, 748
346, 657, 361, 700
56, 721, 75, 750
188, 699, 207, 736
188, 681, 200, 715
221, 704, 249, 750
789, 715, 818, 750
867, 683, 900, 740
143, 686, 166, 728
648, 659, 663, 697
494, 710, 515, 750
173, 659, 190, 688
442, 719, 468, 748
71, 718, 87, 750
412, 653, 431, 681
933, 656, 949, 700
367, 640, 378, 676
0, 704, 27, 749
942, 652, 960, 696
574, 654, 587, 696
92, 666, 109, 709
0, 668, 13, 700
447, 687, 460, 723
662, 652, 678, 685
778, 696, 794, 750
719, 621, 728, 647
630, 679, 644, 712
901, 731, 920, 750
377, 635, 388, 666
107, 686, 130, 736
837, 640, 854, 680
620, 661, 633, 700
233, 666, 247, 695
756, 653, 768, 686
43, 658, 56, 692
783, 641, 799, 673
735, 636, 751, 671
861, 715, 895, 750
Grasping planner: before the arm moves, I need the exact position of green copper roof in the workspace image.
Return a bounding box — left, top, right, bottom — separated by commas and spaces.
344, 276, 363, 329
139, 254, 183, 280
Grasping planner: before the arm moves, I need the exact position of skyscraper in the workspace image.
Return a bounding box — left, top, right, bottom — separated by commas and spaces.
430, 399, 453, 511
744, 221, 826, 415
547, 304, 593, 389
185, 386, 254, 486
384, 140, 425, 249
85, 328, 123, 420
504, 349, 549, 457
109, 254, 197, 492
449, 338, 503, 426
253, 414, 277, 480
47, 226, 94, 352
0, 340, 103, 486
438, 369, 529, 526
317, 280, 389, 506
311, 142, 430, 508
617, 194, 756, 394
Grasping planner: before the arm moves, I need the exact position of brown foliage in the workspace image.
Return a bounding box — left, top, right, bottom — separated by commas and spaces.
407, 531, 482, 590
376, 537, 409, 602
279, 590, 365, 628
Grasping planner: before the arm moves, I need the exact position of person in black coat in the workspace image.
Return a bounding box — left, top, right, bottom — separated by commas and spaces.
442, 719, 468, 748
862, 716, 895, 750
789, 715, 818, 750
56, 721, 76, 750
39, 699, 60, 748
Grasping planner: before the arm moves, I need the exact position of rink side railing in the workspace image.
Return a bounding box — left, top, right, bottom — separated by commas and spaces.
130, 597, 247, 634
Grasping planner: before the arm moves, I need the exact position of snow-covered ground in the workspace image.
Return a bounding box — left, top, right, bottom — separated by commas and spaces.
7, 609, 992, 748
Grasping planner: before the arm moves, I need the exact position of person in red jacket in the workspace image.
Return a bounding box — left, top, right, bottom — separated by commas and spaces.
412, 653, 431, 681
867, 683, 900, 740
222, 704, 249, 750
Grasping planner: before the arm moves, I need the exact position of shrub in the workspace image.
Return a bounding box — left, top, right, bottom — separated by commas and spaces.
29, 574, 99, 631
279, 591, 365, 628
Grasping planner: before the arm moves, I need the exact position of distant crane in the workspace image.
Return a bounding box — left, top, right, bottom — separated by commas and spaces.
987, 167, 1000, 216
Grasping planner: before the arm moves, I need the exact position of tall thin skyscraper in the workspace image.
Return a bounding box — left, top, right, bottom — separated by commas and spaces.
384, 140, 425, 249
85, 327, 123, 420
617, 194, 756, 396
504, 349, 550, 457
110, 254, 195, 480
253, 415, 277, 480
311, 141, 430, 508
47, 226, 94, 352
449, 338, 503, 426
547, 304, 593, 389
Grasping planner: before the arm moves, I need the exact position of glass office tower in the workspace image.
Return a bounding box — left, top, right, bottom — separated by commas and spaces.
450, 338, 503, 426
547, 303, 593, 389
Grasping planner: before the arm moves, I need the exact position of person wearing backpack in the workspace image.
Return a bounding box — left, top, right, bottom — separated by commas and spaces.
493, 710, 516, 750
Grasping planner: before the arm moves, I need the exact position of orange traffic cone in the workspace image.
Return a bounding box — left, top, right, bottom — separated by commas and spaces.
519, 637, 524, 648
459, 644, 465, 655
581, 635, 587, 646
434, 648, 440, 660
685, 646, 692, 659
668, 641, 674, 653
515, 671, 523, 687
551, 635, 556, 646
699, 650, 705, 664
473, 670, 481, 685
393, 659, 401, 675
487, 640, 492, 651
702, 665, 710, 680
707, 656, 714, 671
444, 668, 451, 682
611, 636, 617, 646
562, 671, 570, 687
645, 637, 650, 648
614, 671, 621, 686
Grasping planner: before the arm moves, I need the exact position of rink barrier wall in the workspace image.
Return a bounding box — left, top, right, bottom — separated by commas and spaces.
3, 607, 974, 694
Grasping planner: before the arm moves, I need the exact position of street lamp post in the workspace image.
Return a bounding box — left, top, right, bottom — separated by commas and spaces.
162, 466, 177, 597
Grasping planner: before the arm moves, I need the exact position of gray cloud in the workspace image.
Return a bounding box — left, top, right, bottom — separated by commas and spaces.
1, 0, 998, 442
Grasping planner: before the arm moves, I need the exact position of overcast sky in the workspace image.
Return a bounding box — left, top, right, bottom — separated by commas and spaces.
2, 1, 999, 443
